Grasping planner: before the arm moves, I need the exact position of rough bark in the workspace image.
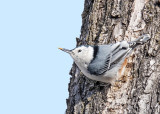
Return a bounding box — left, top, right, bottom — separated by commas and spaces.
66, 0, 160, 114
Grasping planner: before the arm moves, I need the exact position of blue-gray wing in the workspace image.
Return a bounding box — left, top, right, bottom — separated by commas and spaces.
87, 41, 131, 75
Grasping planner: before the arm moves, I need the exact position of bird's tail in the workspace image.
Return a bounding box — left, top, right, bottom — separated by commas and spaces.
129, 34, 151, 49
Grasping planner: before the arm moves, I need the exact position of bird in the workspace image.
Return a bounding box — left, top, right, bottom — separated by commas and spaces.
59, 34, 150, 83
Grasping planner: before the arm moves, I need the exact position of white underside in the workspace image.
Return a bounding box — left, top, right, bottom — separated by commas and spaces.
75, 61, 122, 84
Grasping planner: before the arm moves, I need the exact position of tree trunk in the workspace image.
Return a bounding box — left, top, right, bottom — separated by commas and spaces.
66, 0, 160, 114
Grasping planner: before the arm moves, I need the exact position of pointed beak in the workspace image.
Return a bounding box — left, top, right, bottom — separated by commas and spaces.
58, 48, 72, 54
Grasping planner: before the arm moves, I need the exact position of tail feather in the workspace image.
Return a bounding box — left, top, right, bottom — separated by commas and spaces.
129, 34, 151, 48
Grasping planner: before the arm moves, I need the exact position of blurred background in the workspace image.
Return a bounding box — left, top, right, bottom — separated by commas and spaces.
0, 0, 83, 114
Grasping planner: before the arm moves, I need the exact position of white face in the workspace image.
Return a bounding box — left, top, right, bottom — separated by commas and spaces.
70, 46, 93, 66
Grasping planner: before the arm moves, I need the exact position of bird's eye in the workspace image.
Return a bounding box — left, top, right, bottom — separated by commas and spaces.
78, 49, 82, 53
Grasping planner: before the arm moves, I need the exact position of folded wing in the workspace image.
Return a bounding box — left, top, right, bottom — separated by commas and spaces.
88, 41, 131, 75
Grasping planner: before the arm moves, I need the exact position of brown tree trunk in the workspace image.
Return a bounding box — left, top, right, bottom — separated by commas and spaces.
66, 0, 160, 114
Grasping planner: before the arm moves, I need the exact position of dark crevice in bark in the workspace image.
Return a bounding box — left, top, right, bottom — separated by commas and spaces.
155, 1, 160, 7
94, 1, 109, 44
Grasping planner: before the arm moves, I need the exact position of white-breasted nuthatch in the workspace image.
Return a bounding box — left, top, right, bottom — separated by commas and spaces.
59, 34, 150, 83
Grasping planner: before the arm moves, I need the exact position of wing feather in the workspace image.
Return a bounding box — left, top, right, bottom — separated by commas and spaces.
88, 41, 131, 75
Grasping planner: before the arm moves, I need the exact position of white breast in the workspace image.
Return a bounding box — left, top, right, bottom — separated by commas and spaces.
75, 61, 118, 84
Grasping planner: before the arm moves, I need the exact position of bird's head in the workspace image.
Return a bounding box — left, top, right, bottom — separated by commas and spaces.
59, 45, 94, 66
